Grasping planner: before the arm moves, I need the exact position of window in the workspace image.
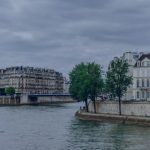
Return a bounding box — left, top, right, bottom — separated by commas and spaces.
147, 92, 149, 98
148, 61, 150, 67
142, 91, 145, 99
137, 91, 140, 98
137, 79, 139, 87
147, 70, 149, 76
147, 79, 149, 87
142, 79, 144, 87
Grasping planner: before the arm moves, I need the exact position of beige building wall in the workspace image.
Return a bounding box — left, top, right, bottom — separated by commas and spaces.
121, 52, 142, 100
0, 66, 64, 94
133, 57, 150, 101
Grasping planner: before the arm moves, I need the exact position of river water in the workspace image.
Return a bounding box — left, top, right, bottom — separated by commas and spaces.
0, 103, 150, 150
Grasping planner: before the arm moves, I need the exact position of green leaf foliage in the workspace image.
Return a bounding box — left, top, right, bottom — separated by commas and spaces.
106, 58, 132, 99
87, 62, 103, 101
5, 87, 15, 95
69, 62, 103, 112
106, 57, 132, 115
69, 62, 89, 101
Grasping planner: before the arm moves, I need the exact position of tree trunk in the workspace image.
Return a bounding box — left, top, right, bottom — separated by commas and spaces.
118, 95, 121, 115
85, 100, 89, 112
93, 99, 96, 113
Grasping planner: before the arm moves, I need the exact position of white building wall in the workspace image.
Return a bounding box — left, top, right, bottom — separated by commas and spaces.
133, 57, 150, 101
122, 52, 141, 100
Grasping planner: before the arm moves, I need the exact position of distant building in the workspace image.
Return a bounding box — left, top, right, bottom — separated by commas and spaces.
0, 66, 64, 94
133, 53, 150, 100
63, 77, 70, 94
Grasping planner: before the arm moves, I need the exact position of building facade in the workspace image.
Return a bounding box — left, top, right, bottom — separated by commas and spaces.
133, 54, 150, 101
109, 52, 150, 101
63, 77, 70, 94
122, 52, 143, 100
0, 66, 64, 94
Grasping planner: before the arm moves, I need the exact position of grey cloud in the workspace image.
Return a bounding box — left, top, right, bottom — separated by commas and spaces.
0, 0, 149, 77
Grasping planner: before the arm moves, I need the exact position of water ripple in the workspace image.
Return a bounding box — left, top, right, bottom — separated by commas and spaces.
0, 103, 150, 150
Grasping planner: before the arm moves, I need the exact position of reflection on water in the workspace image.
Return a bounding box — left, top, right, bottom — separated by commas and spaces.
0, 103, 150, 150
68, 119, 150, 150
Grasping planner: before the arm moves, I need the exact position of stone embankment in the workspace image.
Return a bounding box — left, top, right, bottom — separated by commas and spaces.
0, 95, 76, 106
88, 101, 150, 117
75, 111, 150, 126
0, 96, 20, 106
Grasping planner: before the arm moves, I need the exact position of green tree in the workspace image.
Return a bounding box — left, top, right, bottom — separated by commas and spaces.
87, 62, 103, 113
106, 58, 132, 115
69, 63, 89, 112
5, 87, 15, 95
69, 62, 103, 113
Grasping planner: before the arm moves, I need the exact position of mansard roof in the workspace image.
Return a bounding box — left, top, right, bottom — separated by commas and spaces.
138, 53, 150, 61
134, 53, 150, 67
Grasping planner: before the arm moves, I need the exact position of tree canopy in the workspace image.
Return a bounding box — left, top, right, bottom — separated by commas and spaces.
106, 58, 132, 115
69, 62, 103, 112
5, 87, 15, 95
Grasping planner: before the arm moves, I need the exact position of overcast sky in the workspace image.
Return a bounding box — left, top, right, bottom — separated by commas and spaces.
0, 0, 150, 77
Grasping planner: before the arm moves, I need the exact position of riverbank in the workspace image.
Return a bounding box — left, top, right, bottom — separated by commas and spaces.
75, 111, 150, 126
0, 95, 76, 106
0, 100, 77, 107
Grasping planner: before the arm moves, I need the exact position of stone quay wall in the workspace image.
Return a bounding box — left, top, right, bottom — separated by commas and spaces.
0, 94, 75, 105
0, 96, 20, 105
89, 101, 150, 117
37, 95, 75, 103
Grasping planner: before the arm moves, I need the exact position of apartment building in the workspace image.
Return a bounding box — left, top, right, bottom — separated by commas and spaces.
122, 52, 143, 100
133, 54, 150, 100
63, 77, 70, 94
109, 52, 150, 101
0, 66, 64, 94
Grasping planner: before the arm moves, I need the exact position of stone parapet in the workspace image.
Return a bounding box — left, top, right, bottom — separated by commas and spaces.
0, 96, 20, 105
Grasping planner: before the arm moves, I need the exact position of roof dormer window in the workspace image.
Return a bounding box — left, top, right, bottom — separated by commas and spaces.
147, 61, 150, 67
